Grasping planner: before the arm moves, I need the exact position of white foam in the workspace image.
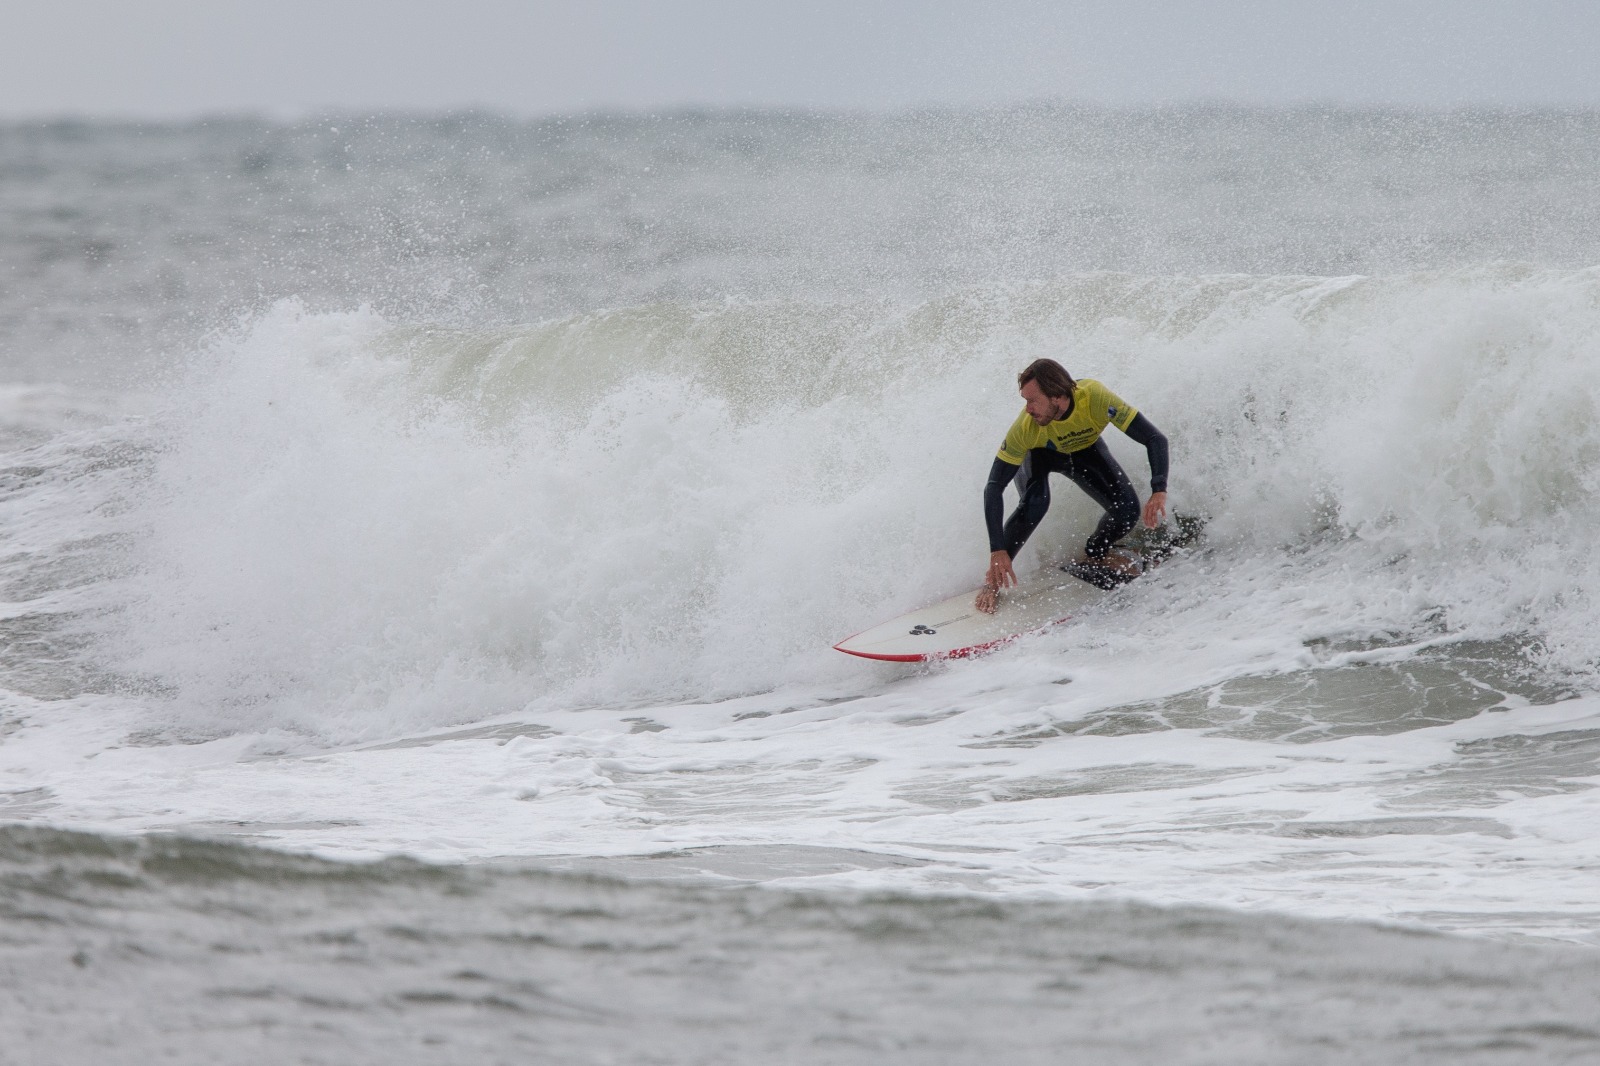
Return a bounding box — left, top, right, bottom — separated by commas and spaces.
4, 680, 1597, 942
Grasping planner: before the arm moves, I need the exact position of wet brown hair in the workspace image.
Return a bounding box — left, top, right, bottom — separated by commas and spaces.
1017, 358, 1076, 398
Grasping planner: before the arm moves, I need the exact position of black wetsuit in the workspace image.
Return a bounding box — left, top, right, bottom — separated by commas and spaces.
984, 412, 1169, 561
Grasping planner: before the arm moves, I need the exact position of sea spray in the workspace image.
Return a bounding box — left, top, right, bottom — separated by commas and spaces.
89, 265, 1600, 739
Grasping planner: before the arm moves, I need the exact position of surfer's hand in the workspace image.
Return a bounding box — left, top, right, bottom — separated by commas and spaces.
985, 550, 1017, 591
977, 551, 1016, 612
1142, 491, 1167, 529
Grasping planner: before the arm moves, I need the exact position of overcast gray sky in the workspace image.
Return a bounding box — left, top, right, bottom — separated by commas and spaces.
4, 0, 1597, 118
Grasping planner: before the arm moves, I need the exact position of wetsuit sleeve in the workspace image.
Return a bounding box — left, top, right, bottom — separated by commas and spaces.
984, 457, 1021, 553
1123, 413, 1169, 494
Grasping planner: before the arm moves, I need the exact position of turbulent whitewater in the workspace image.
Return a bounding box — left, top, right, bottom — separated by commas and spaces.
2, 108, 1600, 1061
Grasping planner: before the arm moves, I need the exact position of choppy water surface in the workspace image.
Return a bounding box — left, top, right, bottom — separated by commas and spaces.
5, 828, 1600, 1065
2, 106, 1600, 1060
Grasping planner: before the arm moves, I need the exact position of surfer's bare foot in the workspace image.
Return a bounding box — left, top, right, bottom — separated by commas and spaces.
975, 585, 999, 614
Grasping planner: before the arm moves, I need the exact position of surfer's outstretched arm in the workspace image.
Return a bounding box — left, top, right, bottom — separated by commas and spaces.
1123, 413, 1169, 528
979, 458, 1022, 613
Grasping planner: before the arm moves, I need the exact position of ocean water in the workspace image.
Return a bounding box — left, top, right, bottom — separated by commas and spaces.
3, 106, 1600, 1062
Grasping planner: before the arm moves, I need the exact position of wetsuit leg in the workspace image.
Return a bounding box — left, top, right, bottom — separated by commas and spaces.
1001, 449, 1060, 558
1063, 440, 1141, 558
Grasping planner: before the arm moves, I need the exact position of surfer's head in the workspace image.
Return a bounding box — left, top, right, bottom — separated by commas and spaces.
1018, 358, 1076, 425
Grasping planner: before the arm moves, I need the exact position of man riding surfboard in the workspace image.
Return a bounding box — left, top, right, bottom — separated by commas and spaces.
977, 358, 1170, 614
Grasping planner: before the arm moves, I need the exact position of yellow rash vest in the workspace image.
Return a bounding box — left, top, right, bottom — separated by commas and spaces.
996, 379, 1138, 464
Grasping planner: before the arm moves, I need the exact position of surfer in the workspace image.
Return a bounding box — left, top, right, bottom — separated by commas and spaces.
976, 358, 1169, 614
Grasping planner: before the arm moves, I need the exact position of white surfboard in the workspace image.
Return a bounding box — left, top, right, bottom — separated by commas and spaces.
835, 517, 1204, 663
833, 576, 1107, 662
